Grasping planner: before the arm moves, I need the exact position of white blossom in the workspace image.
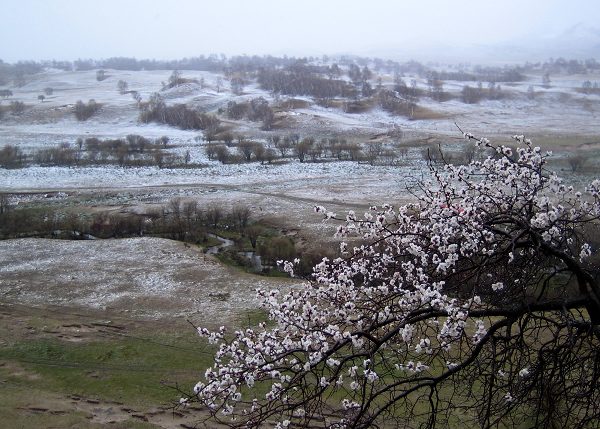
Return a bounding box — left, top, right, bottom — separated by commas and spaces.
491, 282, 504, 291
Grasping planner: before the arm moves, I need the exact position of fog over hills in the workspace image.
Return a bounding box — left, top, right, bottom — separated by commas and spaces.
359, 23, 600, 65
1, 0, 599, 64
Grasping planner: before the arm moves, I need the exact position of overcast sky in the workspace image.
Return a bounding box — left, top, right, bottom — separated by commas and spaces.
1, 0, 599, 62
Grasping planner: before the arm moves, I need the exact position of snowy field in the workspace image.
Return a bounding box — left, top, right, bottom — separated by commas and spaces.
0, 237, 301, 323
1, 68, 599, 195
1, 66, 599, 325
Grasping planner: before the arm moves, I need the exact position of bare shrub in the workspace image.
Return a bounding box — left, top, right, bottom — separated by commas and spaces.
9, 101, 26, 115
0, 193, 11, 214
117, 80, 129, 94
0, 144, 26, 168
139, 94, 220, 131
258, 236, 296, 266
231, 206, 251, 230
461, 85, 482, 104
35, 143, 78, 166
215, 145, 229, 164
568, 154, 586, 172
74, 99, 100, 121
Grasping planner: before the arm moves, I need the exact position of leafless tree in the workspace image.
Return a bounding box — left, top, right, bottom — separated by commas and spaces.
232, 206, 251, 230
265, 148, 277, 164
253, 143, 266, 164
0, 193, 11, 214
238, 140, 255, 162
206, 205, 223, 229
568, 154, 586, 172
245, 224, 264, 249
117, 80, 129, 94
215, 145, 229, 164
365, 142, 383, 165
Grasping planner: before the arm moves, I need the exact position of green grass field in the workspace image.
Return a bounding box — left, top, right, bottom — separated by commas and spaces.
0, 307, 218, 428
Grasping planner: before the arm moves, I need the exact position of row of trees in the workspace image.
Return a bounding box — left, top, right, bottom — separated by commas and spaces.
378, 89, 417, 117
1, 55, 594, 92
0, 144, 26, 168
257, 65, 356, 99
90, 200, 253, 242
204, 134, 412, 166
461, 82, 505, 104
0, 197, 323, 276
0, 60, 43, 86
533, 57, 600, 75
434, 66, 524, 83
0, 197, 252, 241
150, 199, 332, 276
0, 135, 190, 169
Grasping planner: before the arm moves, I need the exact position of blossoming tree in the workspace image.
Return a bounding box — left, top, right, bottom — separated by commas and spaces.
186, 134, 600, 428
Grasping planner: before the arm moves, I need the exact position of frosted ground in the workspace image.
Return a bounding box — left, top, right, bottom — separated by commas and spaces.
0, 237, 300, 324
1, 67, 599, 318
1, 68, 599, 197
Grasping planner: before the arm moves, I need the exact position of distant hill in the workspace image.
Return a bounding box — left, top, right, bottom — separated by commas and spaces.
357, 23, 600, 65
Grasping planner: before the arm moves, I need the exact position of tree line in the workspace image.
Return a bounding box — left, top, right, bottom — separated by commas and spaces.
0, 135, 193, 169
0, 197, 332, 277
203, 133, 413, 166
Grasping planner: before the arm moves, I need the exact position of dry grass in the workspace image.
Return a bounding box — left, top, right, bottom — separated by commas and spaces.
276, 98, 311, 110
410, 106, 450, 120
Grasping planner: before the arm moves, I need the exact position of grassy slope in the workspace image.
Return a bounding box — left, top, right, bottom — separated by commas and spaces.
0, 306, 221, 428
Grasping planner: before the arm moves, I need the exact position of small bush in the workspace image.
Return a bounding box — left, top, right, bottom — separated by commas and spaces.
378, 90, 416, 118
568, 154, 586, 172
117, 80, 128, 94
9, 101, 26, 115
461, 85, 482, 104
0, 144, 26, 168
163, 70, 198, 89
74, 99, 100, 121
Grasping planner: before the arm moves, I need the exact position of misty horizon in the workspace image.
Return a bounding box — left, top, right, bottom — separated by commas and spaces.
2, 0, 600, 64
